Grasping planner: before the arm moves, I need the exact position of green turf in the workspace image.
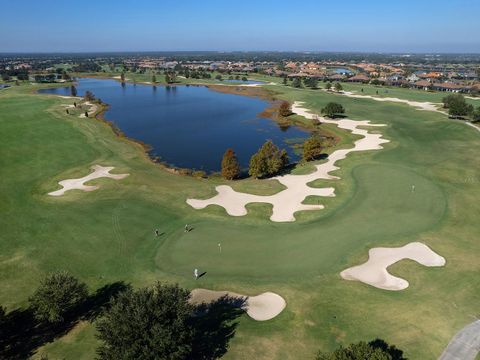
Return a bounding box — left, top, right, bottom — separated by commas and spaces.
1, 81, 479, 359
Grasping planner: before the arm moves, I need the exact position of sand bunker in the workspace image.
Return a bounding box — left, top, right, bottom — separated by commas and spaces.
187, 102, 389, 222
48, 165, 129, 196
340, 242, 445, 291
332, 90, 445, 113
78, 101, 98, 118
190, 289, 286, 321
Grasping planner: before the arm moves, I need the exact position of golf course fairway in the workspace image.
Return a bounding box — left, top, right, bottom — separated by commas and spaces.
0, 81, 479, 360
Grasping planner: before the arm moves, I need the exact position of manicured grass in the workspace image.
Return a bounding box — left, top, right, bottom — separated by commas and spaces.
1, 81, 479, 359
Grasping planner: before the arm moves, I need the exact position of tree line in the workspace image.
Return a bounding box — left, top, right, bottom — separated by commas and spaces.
220, 101, 345, 180
0, 271, 405, 359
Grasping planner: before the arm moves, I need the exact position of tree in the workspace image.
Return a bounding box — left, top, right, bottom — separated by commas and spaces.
306, 77, 318, 89
96, 282, 194, 360
29, 271, 88, 323
302, 135, 323, 161
278, 101, 292, 117
152, 74, 157, 84
442, 94, 474, 118
316, 340, 405, 360
282, 76, 288, 85
322, 102, 345, 118
334, 82, 343, 92
84, 90, 95, 101
249, 140, 289, 178
120, 72, 125, 82
473, 106, 480, 122
70, 85, 77, 97
215, 74, 223, 81
241, 76, 248, 81
325, 82, 332, 90
221, 148, 241, 180
292, 77, 302, 88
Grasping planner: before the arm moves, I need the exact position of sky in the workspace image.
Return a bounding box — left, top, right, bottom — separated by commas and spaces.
1, 0, 479, 53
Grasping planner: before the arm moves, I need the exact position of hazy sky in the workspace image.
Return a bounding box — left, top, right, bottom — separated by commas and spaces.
1, 0, 479, 53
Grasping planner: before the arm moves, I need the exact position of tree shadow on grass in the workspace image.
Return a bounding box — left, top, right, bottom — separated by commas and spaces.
369, 338, 407, 360
190, 295, 246, 360
0, 281, 128, 359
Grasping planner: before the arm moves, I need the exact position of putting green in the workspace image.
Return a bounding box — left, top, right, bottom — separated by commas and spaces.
1, 82, 479, 360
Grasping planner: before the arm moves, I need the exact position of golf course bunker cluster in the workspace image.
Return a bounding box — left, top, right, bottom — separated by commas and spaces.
48, 165, 129, 196
340, 242, 446, 291
189, 289, 286, 321
187, 102, 389, 222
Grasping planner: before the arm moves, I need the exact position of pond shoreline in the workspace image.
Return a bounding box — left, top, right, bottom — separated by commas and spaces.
38, 78, 314, 176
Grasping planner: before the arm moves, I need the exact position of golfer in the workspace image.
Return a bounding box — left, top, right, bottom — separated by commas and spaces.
194, 268, 199, 279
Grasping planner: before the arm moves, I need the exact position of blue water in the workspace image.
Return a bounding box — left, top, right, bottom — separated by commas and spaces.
334, 68, 353, 75
39, 78, 308, 172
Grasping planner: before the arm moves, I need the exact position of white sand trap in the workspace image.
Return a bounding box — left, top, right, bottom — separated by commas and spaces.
334, 90, 446, 113
187, 102, 389, 222
48, 165, 129, 196
340, 242, 445, 291
190, 289, 286, 321
78, 101, 98, 118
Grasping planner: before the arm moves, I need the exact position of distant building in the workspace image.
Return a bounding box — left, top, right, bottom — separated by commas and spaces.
432, 82, 467, 93
414, 80, 432, 90
406, 74, 420, 82
347, 74, 370, 83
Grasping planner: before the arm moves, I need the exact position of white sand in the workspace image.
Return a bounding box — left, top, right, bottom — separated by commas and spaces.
189, 289, 286, 321
112, 75, 130, 81
48, 165, 129, 196
340, 242, 445, 291
187, 102, 389, 222
78, 101, 98, 118
333, 89, 446, 114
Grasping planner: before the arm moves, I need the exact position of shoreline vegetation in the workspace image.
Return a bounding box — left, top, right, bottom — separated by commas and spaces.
38, 77, 342, 181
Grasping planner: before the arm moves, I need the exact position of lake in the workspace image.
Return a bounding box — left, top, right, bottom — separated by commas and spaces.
39, 78, 309, 172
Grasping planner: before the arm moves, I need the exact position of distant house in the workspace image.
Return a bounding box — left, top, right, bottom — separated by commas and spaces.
285, 62, 297, 71
406, 74, 420, 82
414, 80, 432, 90
347, 74, 370, 83
432, 82, 467, 93
328, 74, 345, 81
